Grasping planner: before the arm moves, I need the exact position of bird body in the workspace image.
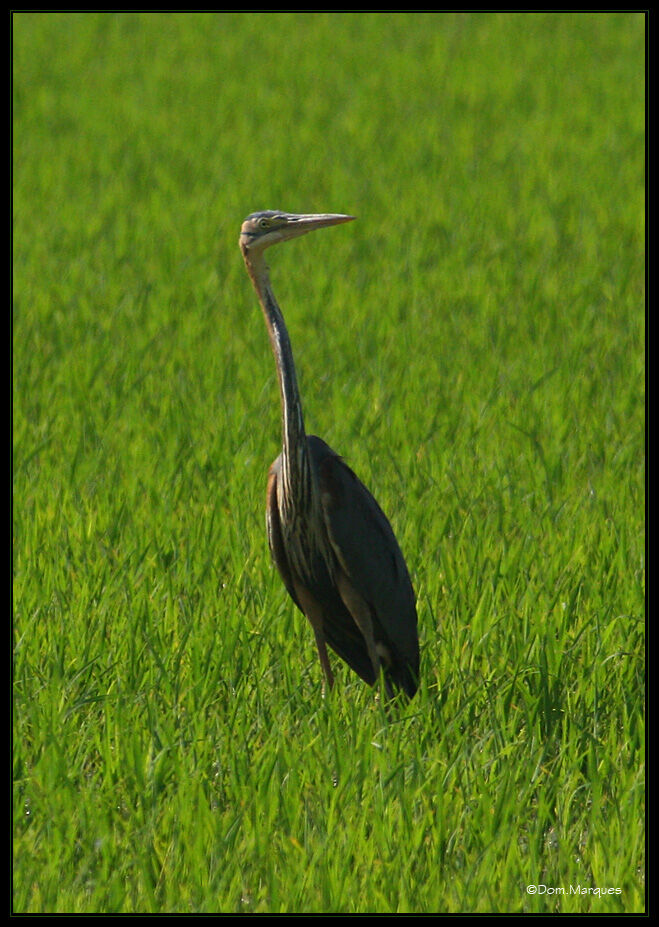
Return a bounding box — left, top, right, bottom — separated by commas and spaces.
240, 211, 419, 697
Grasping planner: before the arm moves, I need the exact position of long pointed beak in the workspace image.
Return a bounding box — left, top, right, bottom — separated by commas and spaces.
280, 213, 355, 241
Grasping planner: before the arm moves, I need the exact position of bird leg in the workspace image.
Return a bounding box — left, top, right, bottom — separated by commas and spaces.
312, 627, 335, 696
335, 570, 382, 685
294, 582, 335, 694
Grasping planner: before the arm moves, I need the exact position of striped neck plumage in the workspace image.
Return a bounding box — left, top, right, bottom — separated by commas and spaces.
247, 253, 312, 511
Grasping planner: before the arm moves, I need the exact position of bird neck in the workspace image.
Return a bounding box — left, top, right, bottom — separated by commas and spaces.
245, 251, 311, 509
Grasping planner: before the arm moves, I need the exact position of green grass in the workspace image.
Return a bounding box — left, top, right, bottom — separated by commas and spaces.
13, 11, 644, 914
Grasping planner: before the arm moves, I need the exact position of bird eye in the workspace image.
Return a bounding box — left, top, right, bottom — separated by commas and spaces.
259, 217, 271, 229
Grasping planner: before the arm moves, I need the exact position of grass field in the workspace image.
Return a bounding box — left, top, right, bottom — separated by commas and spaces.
13, 11, 645, 913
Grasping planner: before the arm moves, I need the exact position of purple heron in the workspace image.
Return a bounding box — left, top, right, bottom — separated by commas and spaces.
240, 211, 419, 697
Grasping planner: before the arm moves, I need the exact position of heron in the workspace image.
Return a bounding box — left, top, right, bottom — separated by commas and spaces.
240, 210, 419, 698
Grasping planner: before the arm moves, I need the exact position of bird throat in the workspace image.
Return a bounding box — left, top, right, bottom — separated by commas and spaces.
253, 267, 313, 520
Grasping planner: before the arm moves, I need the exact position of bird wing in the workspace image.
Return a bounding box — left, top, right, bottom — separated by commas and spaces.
309, 435, 419, 695
267, 452, 380, 686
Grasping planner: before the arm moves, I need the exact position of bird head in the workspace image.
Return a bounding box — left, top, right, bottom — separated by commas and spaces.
239, 211, 355, 256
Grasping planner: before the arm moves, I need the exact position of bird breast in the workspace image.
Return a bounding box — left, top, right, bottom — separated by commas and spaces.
276, 475, 334, 587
